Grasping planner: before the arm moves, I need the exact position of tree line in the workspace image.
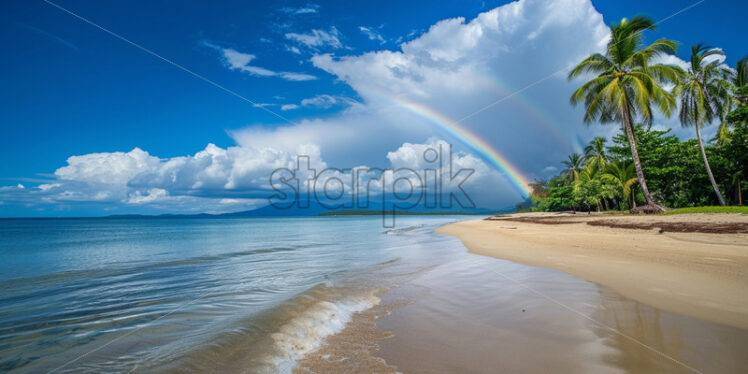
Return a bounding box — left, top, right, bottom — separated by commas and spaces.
525, 16, 747, 213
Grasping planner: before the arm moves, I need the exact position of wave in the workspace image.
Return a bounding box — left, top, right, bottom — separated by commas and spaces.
383, 224, 425, 235
264, 292, 381, 374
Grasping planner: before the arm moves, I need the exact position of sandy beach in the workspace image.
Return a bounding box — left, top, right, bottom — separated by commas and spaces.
436, 212, 748, 330
296, 214, 748, 374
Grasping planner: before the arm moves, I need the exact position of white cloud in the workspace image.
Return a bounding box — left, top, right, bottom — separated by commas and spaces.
219, 198, 256, 205
650, 52, 730, 140
0, 143, 321, 212
55, 148, 161, 186
285, 27, 343, 49
128, 188, 168, 204
280, 4, 319, 15
221, 48, 255, 70
279, 72, 317, 81
205, 43, 317, 81
379, 138, 515, 202
294, 7, 318, 14
359, 26, 386, 44
1, 138, 511, 211
281, 0, 609, 171
300, 94, 357, 109
654, 54, 690, 71
387, 138, 493, 179
277, 95, 359, 112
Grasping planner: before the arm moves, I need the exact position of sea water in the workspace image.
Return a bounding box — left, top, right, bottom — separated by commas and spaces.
0, 216, 465, 373
3, 216, 747, 374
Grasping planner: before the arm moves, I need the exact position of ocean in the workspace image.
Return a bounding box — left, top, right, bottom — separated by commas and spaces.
0, 216, 466, 373
2, 216, 747, 373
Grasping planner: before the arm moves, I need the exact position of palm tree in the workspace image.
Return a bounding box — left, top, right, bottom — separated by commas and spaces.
584, 137, 608, 172
731, 56, 748, 105
574, 163, 617, 212
727, 56, 748, 206
675, 44, 732, 206
562, 153, 585, 182
716, 56, 748, 144
574, 164, 600, 211
603, 161, 638, 209
568, 16, 680, 212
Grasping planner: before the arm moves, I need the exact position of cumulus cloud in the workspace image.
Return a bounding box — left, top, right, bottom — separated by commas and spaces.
205, 42, 316, 81
128, 188, 168, 204
1, 138, 514, 212
244, 0, 613, 177
0, 144, 319, 213
55, 148, 161, 186
285, 27, 343, 49
386, 138, 500, 187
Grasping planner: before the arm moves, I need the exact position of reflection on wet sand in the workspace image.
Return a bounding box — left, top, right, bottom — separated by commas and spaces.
373, 254, 748, 373
593, 287, 748, 373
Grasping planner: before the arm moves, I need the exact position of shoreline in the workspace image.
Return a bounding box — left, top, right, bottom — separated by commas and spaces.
436, 212, 748, 329
295, 213, 748, 373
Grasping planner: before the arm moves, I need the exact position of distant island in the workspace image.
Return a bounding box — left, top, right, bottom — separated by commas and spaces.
318, 210, 495, 216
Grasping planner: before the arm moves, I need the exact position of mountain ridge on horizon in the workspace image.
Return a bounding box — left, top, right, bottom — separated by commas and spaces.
1, 198, 514, 219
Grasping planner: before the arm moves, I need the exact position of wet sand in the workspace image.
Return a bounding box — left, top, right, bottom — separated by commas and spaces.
296, 215, 748, 373
376, 256, 748, 373
437, 213, 748, 329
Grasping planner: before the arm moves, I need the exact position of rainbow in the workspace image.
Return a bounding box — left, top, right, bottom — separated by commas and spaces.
391, 97, 533, 198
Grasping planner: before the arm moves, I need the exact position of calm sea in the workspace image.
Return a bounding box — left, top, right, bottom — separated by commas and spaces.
0, 216, 466, 373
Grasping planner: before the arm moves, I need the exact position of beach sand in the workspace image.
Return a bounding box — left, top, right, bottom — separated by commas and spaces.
296, 214, 748, 373
375, 254, 748, 373
436, 212, 748, 330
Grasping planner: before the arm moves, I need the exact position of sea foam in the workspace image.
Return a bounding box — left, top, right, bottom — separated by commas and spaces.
267, 293, 380, 373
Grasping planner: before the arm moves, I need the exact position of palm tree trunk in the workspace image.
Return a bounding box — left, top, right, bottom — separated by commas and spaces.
621, 109, 662, 211
739, 178, 743, 206
694, 123, 726, 206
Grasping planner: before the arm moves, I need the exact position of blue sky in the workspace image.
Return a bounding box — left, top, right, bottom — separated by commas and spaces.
1, 0, 746, 216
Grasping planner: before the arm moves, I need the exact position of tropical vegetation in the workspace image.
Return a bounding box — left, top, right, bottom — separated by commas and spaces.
568, 16, 680, 212
523, 16, 747, 213
675, 44, 732, 205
